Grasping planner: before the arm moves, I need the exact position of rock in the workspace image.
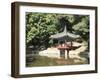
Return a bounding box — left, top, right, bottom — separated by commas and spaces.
74, 59, 81, 63
39, 48, 60, 58
39, 42, 87, 59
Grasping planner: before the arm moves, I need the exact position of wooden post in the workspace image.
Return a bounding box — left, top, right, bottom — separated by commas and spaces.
67, 50, 70, 59
71, 41, 73, 47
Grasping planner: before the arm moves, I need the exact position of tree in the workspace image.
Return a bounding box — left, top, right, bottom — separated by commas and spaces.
72, 16, 89, 42
26, 12, 89, 50
26, 13, 59, 49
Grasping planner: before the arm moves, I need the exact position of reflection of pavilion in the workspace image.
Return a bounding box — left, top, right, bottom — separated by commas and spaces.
50, 25, 80, 59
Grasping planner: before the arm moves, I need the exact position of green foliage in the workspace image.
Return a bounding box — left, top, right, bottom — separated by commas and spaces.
26, 13, 58, 44
48, 39, 54, 46
72, 16, 89, 41
26, 12, 89, 49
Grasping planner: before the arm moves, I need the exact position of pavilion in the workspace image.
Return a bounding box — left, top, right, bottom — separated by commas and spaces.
50, 25, 80, 59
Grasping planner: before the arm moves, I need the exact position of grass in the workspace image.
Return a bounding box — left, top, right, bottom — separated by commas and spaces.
26, 55, 89, 67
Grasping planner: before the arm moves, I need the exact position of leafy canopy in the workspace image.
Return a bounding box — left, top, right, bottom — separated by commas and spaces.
26, 12, 89, 49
